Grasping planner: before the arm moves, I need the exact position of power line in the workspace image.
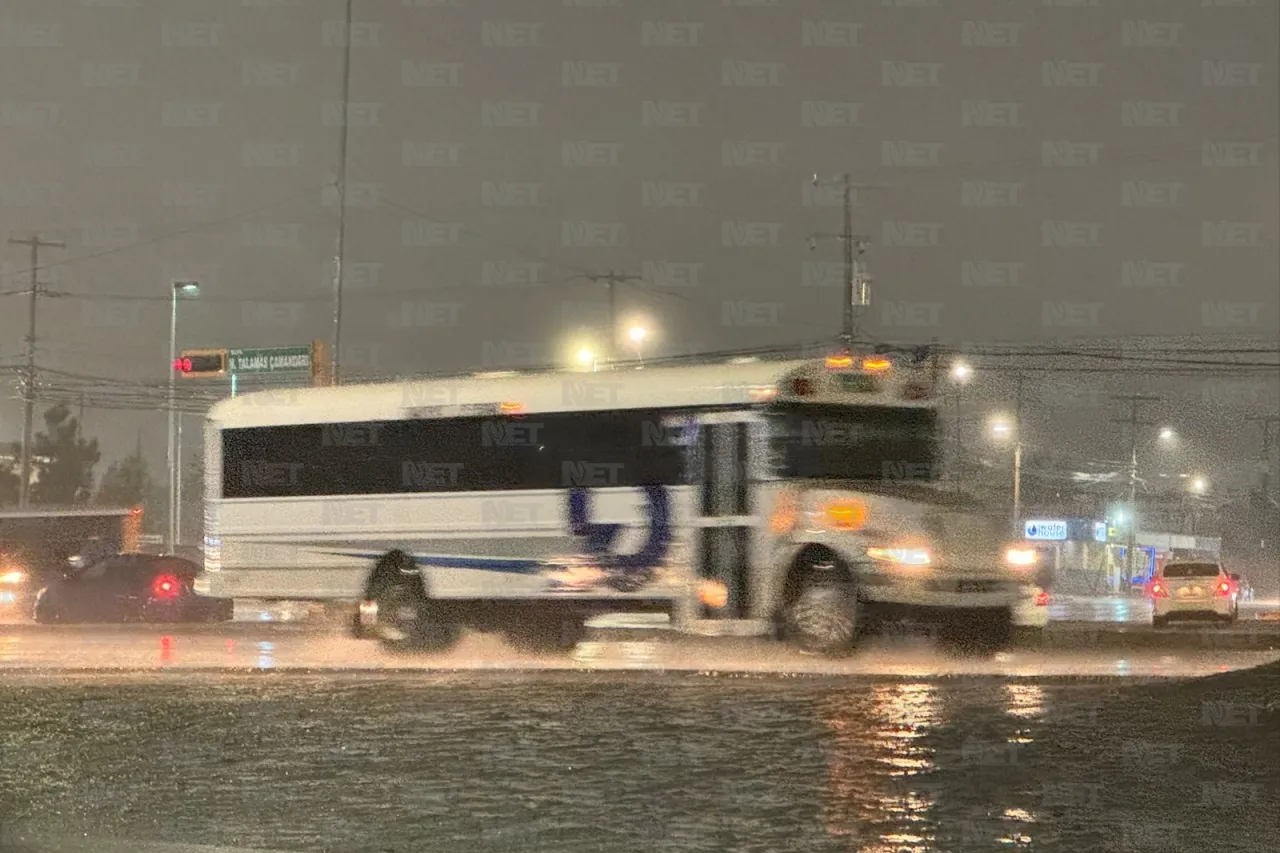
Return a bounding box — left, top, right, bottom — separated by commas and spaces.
0, 185, 323, 286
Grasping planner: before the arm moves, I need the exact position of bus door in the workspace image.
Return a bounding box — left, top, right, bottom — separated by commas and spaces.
690, 411, 765, 621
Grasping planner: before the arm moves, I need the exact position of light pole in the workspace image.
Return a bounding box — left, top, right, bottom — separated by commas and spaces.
330, 0, 355, 386
168, 281, 200, 552
990, 416, 1021, 530
1124, 426, 1176, 582
950, 362, 971, 488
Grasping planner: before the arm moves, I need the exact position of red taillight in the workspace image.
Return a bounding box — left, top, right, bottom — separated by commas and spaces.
1150, 582, 1169, 598
152, 574, 180, 600
1215, 581, 1232, 597
1034, 590, 1050, 607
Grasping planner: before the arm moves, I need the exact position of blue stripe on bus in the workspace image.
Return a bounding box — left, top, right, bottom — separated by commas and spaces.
321, 551, 546, 574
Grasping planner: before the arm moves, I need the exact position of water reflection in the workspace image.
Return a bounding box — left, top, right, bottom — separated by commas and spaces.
818, 680, 1056, 851
1004, 684, 1046, 721
159, 635, 174, 665
819, 682, 940, 852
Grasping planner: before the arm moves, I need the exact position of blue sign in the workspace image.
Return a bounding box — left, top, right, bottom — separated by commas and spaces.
1024, 519, 1069, 541
1093, 521, 1108, 543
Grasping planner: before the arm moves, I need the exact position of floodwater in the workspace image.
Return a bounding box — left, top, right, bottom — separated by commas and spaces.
1, 664, 1276, 853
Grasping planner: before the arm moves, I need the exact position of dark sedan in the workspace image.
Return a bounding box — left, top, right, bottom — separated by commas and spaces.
32, 554, 233, 624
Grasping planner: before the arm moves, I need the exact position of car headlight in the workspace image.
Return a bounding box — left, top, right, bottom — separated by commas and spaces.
0, 570, 25, 585
1004, 548, 1037, 567
866, 547, 932, 566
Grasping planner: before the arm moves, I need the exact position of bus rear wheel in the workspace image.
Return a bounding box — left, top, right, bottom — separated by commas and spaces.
781, 552, 859, 657
366, 552, 460, 654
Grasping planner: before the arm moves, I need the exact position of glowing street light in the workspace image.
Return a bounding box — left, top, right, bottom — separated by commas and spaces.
576, 347, 596, 371
1159, 427, 1174, 441
1191, 477, 1207, 494
628, 325, 647, 344
951, 361, 971, 383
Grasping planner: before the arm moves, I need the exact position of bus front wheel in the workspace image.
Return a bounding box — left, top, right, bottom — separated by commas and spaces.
781, 550, 859, 657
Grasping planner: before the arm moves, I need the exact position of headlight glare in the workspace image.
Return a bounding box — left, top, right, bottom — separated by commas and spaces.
1005, 548, 1037, 567
866, 547, 931, 566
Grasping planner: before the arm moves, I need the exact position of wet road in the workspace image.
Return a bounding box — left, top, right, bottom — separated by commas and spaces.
0, 623, 1276, 677
1, 664, 1277, 853
1049, 595, 1277, 623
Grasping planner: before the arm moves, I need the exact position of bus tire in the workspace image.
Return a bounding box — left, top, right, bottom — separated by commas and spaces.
366, 551, 459, 654
781, 549, 859, 657
33, 601, 62, 625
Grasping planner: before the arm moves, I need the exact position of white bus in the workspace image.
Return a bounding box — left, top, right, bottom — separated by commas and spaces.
197, 353, 1039, 654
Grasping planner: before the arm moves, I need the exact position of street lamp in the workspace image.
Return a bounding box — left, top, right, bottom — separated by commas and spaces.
627, 325, 647, 364
1159, 427, 1174, 441
1191, 476, 1207, 494
989, 415, 1021, 531
576, 347, 597, 372
168, 281, 200, 552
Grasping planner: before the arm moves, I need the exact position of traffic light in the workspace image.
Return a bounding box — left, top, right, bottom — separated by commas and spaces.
175, 348, 227, 378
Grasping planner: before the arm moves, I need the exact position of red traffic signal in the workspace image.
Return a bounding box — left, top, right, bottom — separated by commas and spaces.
174, 349, 227, 377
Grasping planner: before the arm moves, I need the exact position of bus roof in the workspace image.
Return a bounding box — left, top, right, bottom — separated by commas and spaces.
208, 357, 937, 429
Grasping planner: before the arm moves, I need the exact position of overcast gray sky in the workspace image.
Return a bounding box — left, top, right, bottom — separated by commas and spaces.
1, 0, 1277, 471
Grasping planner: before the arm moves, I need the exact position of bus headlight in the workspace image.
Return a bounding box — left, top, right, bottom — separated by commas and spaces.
1004, 548, 1037, 567
866, 547, 931, 566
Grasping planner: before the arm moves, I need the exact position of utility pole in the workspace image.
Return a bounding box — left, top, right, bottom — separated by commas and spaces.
1111, 394, 1160, 584
1012, 371, 1024, 531
8, 235, 65, 508
329, 0, 354, 386
570, 270, 646, 360
1244, 415, 1280, 498
808, 174, 885, 346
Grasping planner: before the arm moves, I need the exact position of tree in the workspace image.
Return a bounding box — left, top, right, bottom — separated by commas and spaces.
30, 403, 100, 505
96, 447, 152, 508
0, 445, 19, 504
0, 445, 18, 506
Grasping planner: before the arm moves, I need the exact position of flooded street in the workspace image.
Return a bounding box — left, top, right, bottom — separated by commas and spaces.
2, 664, 1276, 853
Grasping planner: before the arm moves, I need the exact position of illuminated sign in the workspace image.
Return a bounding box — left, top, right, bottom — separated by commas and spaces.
1024, 519, 1069, 541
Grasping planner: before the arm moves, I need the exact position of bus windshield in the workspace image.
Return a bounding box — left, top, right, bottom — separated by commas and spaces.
765, 402, 939, 483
